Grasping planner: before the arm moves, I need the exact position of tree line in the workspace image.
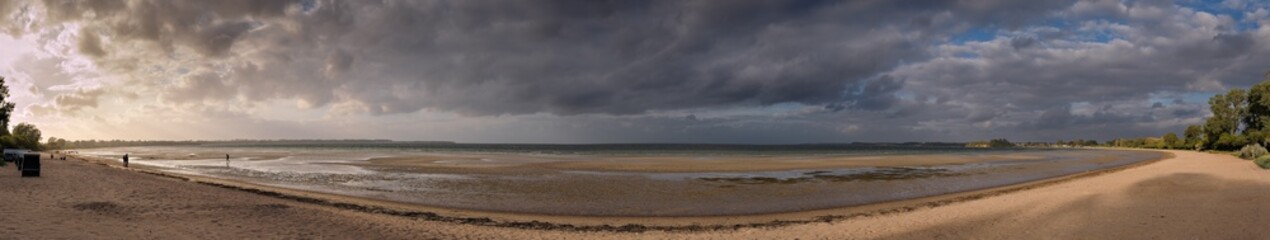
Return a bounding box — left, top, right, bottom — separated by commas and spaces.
971, 138, 1163, 148
1164, 73, 1270, 151
1009, 73, 1270, 151
0, 76, 43, 151
41, 139, 201, 150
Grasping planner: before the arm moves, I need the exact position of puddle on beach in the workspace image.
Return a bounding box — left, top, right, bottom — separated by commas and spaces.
76, 147, 1165, 217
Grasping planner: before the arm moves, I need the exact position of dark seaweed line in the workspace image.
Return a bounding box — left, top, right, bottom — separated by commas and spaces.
699, 167, 966, 185
81, 152, 1168, 233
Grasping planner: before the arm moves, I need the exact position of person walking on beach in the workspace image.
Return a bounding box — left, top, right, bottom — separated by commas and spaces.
225, 154, 230, 168
123, 154, 129, 167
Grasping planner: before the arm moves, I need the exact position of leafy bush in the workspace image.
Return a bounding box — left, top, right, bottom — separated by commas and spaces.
1256, 156, 1270, 169
1237, 143, 1268, 160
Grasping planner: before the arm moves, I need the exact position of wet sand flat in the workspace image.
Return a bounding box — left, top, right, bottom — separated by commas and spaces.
361, 152, 1051, 173
0, 156, 473, 239
83, 147, 1164, 216
3, 150, 1265, 239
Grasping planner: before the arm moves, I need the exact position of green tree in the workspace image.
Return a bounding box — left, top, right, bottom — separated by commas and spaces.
1205, 89, 1248, 150
1141, 137, 1163, 149
45, 137, 68, 150
1183, 125, 1204, 150
0, 77, 13, 136
1215, 132, 1249, 150
988, 138, 1015, 148
1242, 72, 1270, 145
1162, 133, 1180, 149
11, 123, 42, 150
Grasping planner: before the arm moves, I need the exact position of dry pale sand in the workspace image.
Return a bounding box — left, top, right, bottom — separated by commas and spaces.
1, 150, 1265, 239
626, 150, 1270, 239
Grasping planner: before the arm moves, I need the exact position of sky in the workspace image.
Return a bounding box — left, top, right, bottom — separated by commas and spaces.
0, 0, 1268, 143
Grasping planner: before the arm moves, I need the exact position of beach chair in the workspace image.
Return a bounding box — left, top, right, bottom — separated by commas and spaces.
20, 153, 39, 177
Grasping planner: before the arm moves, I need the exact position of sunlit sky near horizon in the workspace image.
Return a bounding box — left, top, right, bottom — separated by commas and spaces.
1, 0, 1269, 143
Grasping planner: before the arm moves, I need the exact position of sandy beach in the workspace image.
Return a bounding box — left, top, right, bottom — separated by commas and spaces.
6, 1, 1266, 239
70, 147, 1163, 217
361, 152, 1053, 173
1, 149, 1265, 239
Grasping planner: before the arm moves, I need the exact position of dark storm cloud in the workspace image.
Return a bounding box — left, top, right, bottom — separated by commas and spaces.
20, 0, 1077, 116
77, 27, 106, 57
1203, 33, 1256, 58
303, 0, 937, 115
0, 1, 15, 22
1173, 108, 1200, 117
1033, 106, 1076, 129
39, 0, 296, 56
1010, 36, 1038, 49
7, 0, 1270, 142
1028, 104, 1151, 131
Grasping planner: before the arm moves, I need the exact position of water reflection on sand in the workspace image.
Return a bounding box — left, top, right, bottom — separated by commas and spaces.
78, 146, 1165, 216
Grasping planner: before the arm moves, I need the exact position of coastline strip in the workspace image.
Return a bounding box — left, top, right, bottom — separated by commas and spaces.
64, 150, 1173, 232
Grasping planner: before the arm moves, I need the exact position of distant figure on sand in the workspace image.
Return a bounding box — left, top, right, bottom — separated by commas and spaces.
123, 154, 129, 167
226, 154, 230, 168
